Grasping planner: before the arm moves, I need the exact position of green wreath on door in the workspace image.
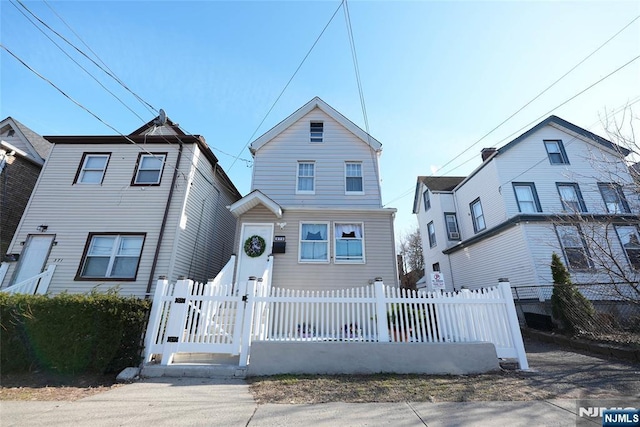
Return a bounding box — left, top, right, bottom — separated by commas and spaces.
244, 235, 266, 257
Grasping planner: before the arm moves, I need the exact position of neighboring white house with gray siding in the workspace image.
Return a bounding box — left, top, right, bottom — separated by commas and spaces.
0, 116, 241, 297
228, 97, 398, 290
414, 115, 638, 292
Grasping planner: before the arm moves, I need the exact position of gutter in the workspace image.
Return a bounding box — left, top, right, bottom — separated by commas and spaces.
146, 140, 183, 296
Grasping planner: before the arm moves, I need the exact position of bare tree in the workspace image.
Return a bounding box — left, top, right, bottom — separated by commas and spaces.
397, 228, 424, 289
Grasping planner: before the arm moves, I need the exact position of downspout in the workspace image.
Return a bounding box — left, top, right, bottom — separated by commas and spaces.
146, 140, 183, 296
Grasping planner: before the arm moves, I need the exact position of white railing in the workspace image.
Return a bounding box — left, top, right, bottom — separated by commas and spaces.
244, 278, 528, 369
1, 265, 56, 295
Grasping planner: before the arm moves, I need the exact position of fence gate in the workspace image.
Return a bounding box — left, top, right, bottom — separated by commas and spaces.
144, 278, 250, 365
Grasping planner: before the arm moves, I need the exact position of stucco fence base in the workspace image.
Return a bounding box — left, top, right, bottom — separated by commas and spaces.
246, 341, 500, 376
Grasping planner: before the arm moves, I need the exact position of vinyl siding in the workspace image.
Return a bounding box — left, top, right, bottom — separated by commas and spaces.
237, 206, 398, 290
251, 108, 382, 208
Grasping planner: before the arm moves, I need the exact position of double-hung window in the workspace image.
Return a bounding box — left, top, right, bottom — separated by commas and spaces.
299, 223, 328, 262
598, 183, 630, 213
444, 213, 460, 240
310, 122, 323, 143
423, 190, 431, 211
297, 162, 315, 193
427, 221, 436, 248
556, 225, 590, 270
470, 198, 486, 233
557, 183, 586, 213
345, 162, 363, 194
513, 183, 541, 213
615, 225, 640, 269
75, 153, 110, 184
334, 223, 364, 263
133, 153, 166, 185
544, 140, 569, 164
77, 233, 145, 280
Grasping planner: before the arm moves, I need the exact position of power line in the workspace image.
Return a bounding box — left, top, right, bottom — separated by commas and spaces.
228, 0, 345, 171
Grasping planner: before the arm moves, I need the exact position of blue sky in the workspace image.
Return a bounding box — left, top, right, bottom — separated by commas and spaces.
2, 1, 639, 240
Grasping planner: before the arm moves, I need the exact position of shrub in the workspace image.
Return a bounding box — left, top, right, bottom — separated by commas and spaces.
550, 253, 598, 335
0, 291, 150, 375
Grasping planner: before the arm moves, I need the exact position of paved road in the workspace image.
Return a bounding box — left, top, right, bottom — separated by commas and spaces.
2, 339, 638, 426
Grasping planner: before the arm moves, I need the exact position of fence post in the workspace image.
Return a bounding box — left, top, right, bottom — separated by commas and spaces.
35, 265, 56, 295
239, 277, 257, 367
374, 278, 390, 342
498, 278, 529, 370
160, 277, 192, 366
144, 276, 169, 363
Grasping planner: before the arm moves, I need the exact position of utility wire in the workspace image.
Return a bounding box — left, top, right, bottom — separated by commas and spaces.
228, 0, 345, 171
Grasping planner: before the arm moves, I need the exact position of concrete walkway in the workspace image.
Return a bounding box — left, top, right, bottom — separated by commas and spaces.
1, 378, 584, 427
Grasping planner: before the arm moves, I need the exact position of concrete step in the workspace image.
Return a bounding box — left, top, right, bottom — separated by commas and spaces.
141, 353, 246, 379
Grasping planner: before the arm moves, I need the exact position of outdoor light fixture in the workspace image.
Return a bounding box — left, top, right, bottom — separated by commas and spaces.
36, 225, 48, 232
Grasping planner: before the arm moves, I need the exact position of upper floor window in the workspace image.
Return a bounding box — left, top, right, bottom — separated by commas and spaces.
334, 223, 364, 263
423, 190, 431, 211
345, 162, 363, 194
297, 162, 315, 194
513, 183, 542, 213
544, 140, 569, 164
557, 183, 587, 213
470, 198, 486, 233
556, 225, 591, 270
444, 213, 460, 240
615, 225, 640, 269
299, 223, 328, 262
77, 233, 145, 280
598, 183, 630, 213
310, 122, 323, 143
432, 262, 440, 272
427, 221, 436, 248
75, 153, 110, 184
132, 153, 166, 185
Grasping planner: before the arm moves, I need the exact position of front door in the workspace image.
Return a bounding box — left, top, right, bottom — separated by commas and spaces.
11, 234, 55, 285
236, 223, 273, 285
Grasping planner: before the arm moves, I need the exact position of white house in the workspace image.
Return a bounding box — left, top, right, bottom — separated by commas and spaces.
228, 97, 399, 290
0, 115, 241, 297
413, 115, 637, 292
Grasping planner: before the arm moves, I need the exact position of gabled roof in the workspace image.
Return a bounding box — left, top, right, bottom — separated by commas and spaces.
412, 176, 465, 214
129, 114, 186, 136
0, 117, 52, 164
498, 115, 630, 157
227, 190, 283, 218
249, 97, 382, 155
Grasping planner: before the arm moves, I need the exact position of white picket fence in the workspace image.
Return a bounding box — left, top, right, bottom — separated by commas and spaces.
144, 262, 528, 370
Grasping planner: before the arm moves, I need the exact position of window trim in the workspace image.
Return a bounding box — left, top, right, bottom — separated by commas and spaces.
544, 139, 569, 165
74, 152, 111, 184
444, 212, 460, 240
598, 182, 630, 214
75, 232, 146, 281
614, 224, 640, 270
298, 222, 330, 263
512, 182, 542, 213
470, 198, 486, 233
345, 162, 364, 195
296, 161, 316, 195
310, 121, 323, 143
555, 224, 592, 270
427, 221, 436, 248
333, 222, 365, 264
131, 152, 167, 186
423, 190, 431, 212
556, 182, 587, 213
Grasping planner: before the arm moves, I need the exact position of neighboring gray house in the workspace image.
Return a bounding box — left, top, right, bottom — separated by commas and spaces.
0, 115, 241, 297
413, 115, 637, 292
228, 97, 399, 290
0, 117, 52, 258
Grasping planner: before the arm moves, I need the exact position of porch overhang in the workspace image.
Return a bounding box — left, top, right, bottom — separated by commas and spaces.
227, 190, 283, 218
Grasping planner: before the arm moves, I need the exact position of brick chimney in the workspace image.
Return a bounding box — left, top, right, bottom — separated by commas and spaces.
481, 147, 497, 161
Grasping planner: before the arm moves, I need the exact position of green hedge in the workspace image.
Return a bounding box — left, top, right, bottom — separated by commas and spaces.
0, 291, 150, 374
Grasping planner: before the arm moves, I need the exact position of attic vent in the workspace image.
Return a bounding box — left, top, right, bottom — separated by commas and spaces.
7, 129, 15, 137
310, 122, 323, 143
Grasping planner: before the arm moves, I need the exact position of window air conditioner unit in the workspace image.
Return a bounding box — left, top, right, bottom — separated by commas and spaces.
449, 232, 460, 240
